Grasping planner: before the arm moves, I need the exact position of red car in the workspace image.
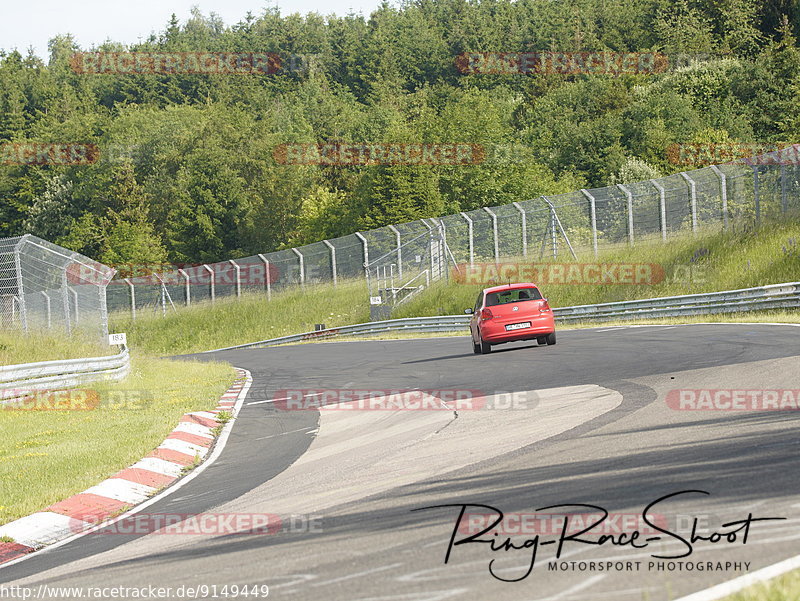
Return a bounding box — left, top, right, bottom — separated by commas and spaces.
467, 283, 556, 354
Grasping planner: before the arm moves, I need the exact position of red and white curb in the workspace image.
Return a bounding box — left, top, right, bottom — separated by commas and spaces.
0, 368, 250, 565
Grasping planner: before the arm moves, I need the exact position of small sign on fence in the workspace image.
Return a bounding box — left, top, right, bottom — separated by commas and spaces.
370, 296, 383, 305
108, 333, 127, 346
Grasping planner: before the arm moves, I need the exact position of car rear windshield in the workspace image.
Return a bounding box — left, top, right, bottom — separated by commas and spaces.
485, 287, 542, 306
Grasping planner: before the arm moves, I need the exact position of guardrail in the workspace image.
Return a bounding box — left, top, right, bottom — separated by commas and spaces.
0, 346, 130, 401
553, 281, 800, 322
205, 282, 800, 352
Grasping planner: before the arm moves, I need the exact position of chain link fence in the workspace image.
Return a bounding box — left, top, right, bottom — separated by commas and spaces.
104, 145, 800, 317
0, 235, 115, 340
363, 219, 452, 319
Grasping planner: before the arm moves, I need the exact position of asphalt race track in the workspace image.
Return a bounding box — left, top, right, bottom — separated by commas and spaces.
4, 323, 800, 601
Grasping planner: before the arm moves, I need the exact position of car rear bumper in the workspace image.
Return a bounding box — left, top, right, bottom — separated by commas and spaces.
480, 314, 556, 343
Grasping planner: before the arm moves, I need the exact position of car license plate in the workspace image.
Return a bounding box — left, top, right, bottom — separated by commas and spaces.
505, 322, 531, 331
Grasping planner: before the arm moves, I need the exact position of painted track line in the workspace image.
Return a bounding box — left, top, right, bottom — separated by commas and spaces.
530, 574, 607, 601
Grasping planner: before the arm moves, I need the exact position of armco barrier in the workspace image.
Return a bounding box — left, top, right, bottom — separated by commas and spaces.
554, 282, 800, 321
0, 346, 130, 402
203, 282, 800, 352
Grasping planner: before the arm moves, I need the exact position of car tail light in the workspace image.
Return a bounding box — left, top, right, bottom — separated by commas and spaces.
539, 300, 551, 312
480, 308, 493, 321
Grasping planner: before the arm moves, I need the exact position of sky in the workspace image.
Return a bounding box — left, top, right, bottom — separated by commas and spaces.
0, 0, 383, 61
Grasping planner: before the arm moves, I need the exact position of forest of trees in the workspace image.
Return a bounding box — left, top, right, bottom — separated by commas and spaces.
1, 0, 799, 267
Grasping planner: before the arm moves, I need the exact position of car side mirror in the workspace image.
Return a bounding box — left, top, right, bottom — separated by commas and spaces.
464, 308, 473, 314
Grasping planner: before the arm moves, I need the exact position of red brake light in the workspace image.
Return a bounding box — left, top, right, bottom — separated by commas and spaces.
480, 308, 493, 320
539, 300, 551, 312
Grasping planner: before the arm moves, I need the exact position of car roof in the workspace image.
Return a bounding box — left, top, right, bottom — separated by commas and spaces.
482, 283, 540, 294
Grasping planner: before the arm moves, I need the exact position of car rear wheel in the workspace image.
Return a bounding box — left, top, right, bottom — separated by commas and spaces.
537, 336, 547, 345
472, 338, 481, 354
480, 338, 492, 354
545, 332, 557, 345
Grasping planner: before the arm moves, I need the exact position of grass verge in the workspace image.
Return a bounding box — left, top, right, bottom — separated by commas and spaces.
0, 330, 115, 365
0, 354, 234, 524
111, 279, 369, 356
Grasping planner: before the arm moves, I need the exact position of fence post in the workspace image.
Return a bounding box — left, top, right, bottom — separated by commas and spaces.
542, 196, 577, 259
388, 225, 402, 278
99, 277, 110, 339
438, 218, 453, 282
62, 267, 71, 334
124, 278, 136, 319
420, 219, 435, 280
41, 291, 51, 328
424, 218, 447, 282
229, 259, 242, 297
322, 240, 337, 286
482, 207, 499, 262
752, 166, 761, 224
420, 218, 433, 240
355, 232, 369, 287
13, 245, 27, 332
580, 189, 599, 257
780, 164, 787, 214
203, 264, 215, 304
257, 254, 271, 300
650, 179, 667, 242
291, 248, 305, 287
680, 172, 698, 234
539, 196, 551, 259
177, 269, 190, 306
512, 201, 528, 257
616, 184, 634, 246
438, 219, 448, 253
710, 165, 729, 230
459, 212, 474, 267
70, 287, 79, 324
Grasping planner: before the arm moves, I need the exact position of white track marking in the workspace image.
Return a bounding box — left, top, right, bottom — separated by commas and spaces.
255, 426, 317, 441
310, 563, 404, 587
157, 438, 209, 458
129, 457, 183, 478
172, 422, 215, 438
184, 410, 218, 420
82, 479, 156, 504
528, 574, 606, 601
247, 398, 286, 405
248, 391, 324, 406
0, 513, 84, 549
266, 574, 318, 591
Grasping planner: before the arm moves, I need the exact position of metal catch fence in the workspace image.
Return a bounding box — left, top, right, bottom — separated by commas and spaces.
0, 234, 115, 341
103, 146, 800, 317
